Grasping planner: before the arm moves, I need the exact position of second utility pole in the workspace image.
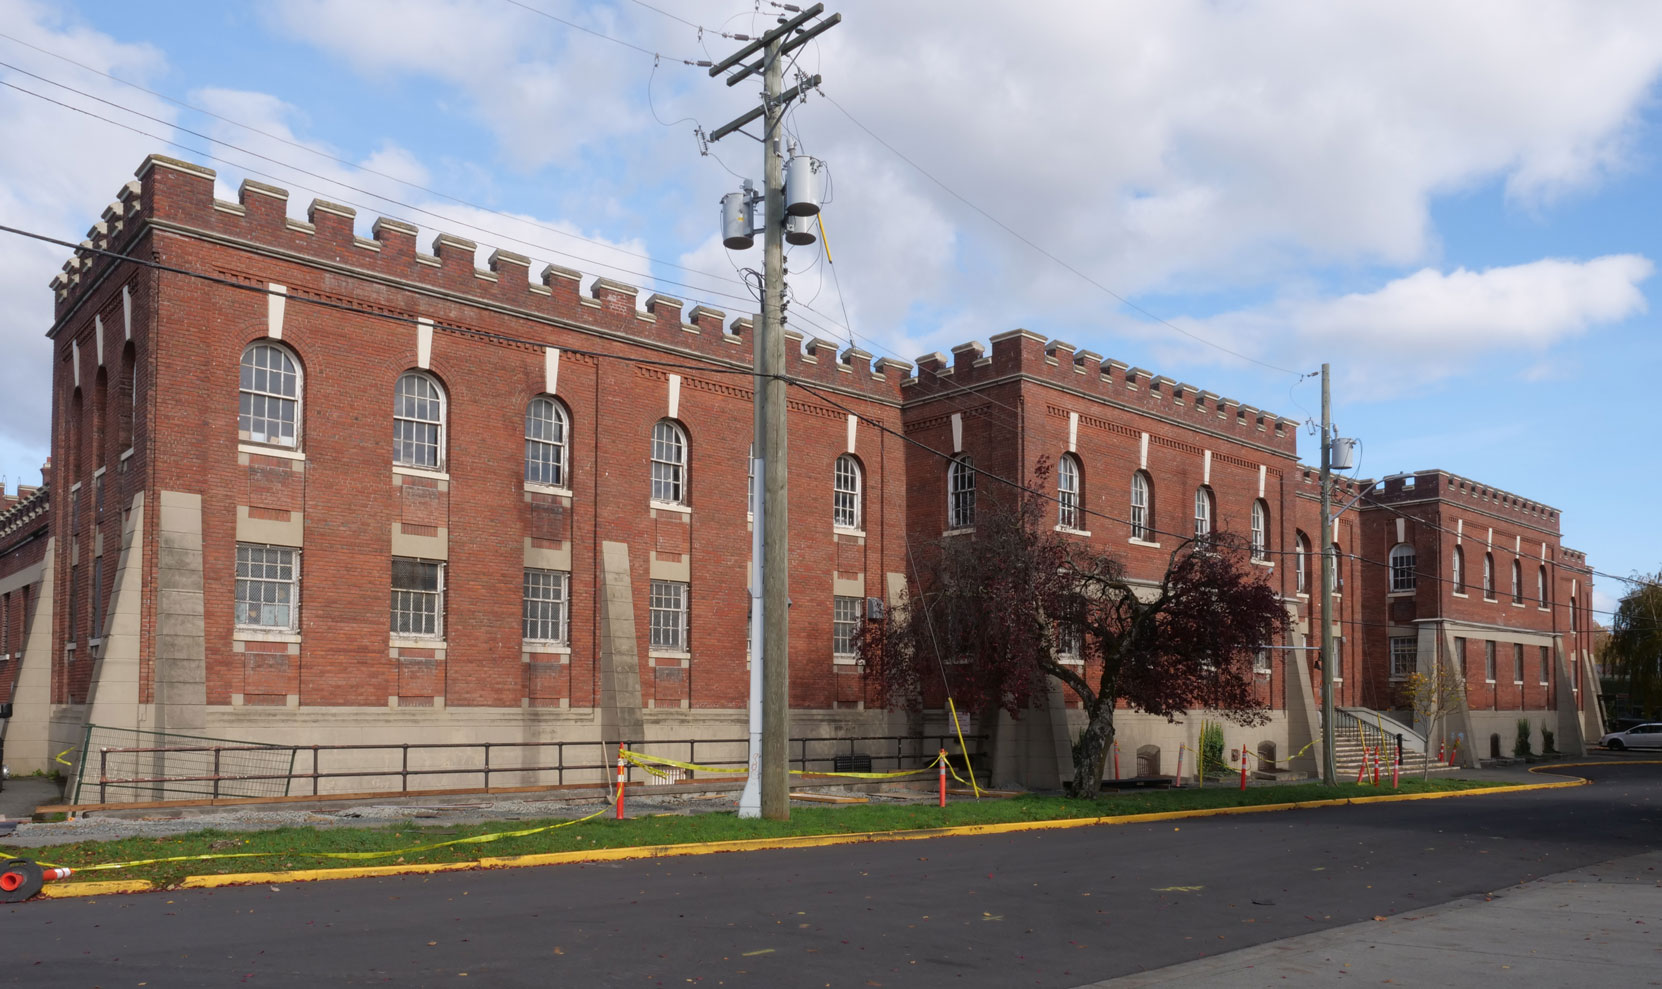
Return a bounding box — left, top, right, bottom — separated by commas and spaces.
1319, 363, 1337, 785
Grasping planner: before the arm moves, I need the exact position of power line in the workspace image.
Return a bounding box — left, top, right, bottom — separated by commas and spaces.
0, 37, 743, 290
2, 223, 756, 381
498, 0, 707, 65
0, 69, 765, 313
10, 219, 1633, 630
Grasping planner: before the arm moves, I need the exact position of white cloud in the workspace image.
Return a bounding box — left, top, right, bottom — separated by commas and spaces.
1173, 255, 1652, 398
0, 0, 178, 488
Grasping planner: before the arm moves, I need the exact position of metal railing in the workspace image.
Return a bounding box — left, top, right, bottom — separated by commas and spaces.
88, 732, 987, 805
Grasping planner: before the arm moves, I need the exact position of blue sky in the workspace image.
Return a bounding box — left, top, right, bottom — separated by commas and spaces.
1, 0, 1658, 619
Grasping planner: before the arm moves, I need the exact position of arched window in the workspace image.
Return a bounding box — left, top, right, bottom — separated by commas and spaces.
1537, 565, 1548, 607
1483, 552, 1495, 599
1452, 546, 1465, 593
1511, 560, 1523, 604
1057, 454, 1081, 529
651, 420, 689, 504
1250, 499, 1270, 561
524, 396, 569, 487
1192, 485, 1214, 541
91, 367, 107, 467
1130, 471, 1153, 541
68, 387, 83, 479
834, 454, 862, 529
240, 342, 301, 448
117, 341, 136, 450
1295, 531, 1310, 593
1389, 543, 1416, 591
948, 455, 975, 529
393, 371, 445, 468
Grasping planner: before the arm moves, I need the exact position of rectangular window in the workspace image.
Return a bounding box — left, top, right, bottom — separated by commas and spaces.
390, 558, 444, 638
236, 544, 299, 630
522, 569, 570, 644
1254, 647, 1271, 673
1333, 637, 1343, 681
1513, 643, 1524, 684
89, 556, 103, 642
2, 591, 9, 656
1539, 645, 1549, 684
649, 580, 689, 651
1454, 637, 1467, 680
1056, 621, 1083, 664
1485, 641, 1497, 682
68, 563, 79, 644
833, 595, 861, 658
1389, 636, 1416, 678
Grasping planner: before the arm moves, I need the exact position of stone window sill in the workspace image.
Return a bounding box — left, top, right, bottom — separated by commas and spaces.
240, 442, 305, 461
393, 465, 449, 482
650, 501, 692, 515
524, 482, 573, 498
234, 629, 302, 643
1128, 537, 1162, 549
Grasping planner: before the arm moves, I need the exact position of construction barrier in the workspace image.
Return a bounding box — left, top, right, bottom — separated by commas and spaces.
938, 749, 947, 807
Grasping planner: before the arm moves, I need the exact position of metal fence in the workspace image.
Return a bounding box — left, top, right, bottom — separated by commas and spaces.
76, 730, 986, 805
72, 724, 298, 804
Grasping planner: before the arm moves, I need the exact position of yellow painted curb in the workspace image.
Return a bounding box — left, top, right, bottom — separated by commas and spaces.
32, 774, 1611, 899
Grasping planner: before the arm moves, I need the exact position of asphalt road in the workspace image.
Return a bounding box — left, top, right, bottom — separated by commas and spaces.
6, 763, 1660, 988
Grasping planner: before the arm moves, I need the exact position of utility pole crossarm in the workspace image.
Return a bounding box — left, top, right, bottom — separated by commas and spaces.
709, 74, 823, 144
708, 3, 825, 78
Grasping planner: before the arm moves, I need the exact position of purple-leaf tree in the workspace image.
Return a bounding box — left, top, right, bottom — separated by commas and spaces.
860, 460, 1289, 798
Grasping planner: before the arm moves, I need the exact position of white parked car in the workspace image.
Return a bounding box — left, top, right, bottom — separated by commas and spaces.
1599, 723, 1662, 751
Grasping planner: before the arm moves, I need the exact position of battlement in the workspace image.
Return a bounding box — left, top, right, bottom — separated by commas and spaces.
50, 156, 907, 404
0, 482, 49, 543
1296, 468, 1369, 501
1365, 469, 1560, 528
904, 328, 1299, 454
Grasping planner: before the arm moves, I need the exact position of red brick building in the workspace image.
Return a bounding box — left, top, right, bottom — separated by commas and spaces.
0, 154, 1599, 794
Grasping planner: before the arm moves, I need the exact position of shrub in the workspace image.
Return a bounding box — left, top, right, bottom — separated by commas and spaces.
1513, 719, 1534, 759
1200, 720, 1227, 777
1541, 728, 1557, 754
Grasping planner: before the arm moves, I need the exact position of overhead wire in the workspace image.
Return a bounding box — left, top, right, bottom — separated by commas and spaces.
7, 218, 1639, 635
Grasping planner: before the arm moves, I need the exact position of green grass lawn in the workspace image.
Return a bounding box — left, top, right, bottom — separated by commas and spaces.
5, 777, 1502, 888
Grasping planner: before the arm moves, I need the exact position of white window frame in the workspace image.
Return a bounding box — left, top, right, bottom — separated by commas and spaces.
1485, 640, 1497, 682
235, 543, 300, 632
1193, 485, 1214, 541
390, 557, 444, 639
1131, 471, 1152, 542
1389, 636, 1416, 679
1537, 566, 1548, 610
1483, 553, 1495, 600
1389, 543, 1416, 592
651, 420, 689, 506
1295, 533, 1310, 594
524, 396, 569, 488
239, 341, 301, 449
1055, 621, 1084, 666
1254, 647, 1271, 674
833, 594, 861, 660
1250, 499, 1269, 561
1538, 645, 1549, 685
649, 579, 690, 652
522, 568, 570, 645
1513, 643, 1524, 685
1511, 560, 1523, 605
1057, 454, 1081, 530
834, 454, 863, 530
948, 455, 975, 529
393, 371, 446, 469
1452, 546, 1465, 595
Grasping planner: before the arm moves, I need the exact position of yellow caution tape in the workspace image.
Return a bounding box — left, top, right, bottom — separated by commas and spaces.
55, 809, 607, 874
620, 749, 943, 781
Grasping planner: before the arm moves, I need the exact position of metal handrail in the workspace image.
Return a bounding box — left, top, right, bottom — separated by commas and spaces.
92, 732, 988, 804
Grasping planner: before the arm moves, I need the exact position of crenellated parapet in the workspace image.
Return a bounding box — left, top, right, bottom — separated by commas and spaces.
903, 327, 1300, 454
1366, 470, 1561, 528
49, 155, 908, 404
0, 482, 49, 542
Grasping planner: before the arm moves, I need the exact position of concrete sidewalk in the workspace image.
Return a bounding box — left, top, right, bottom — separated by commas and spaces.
0, 776, 63, 823
1089, 850, 1662, 987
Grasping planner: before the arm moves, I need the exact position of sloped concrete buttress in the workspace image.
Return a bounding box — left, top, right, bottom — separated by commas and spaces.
990, 681, 1072, 790
4, 540, 53, 773
598, 541, 643, 747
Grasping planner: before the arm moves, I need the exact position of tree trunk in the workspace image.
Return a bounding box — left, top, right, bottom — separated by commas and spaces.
1070, 704, 1116, 798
